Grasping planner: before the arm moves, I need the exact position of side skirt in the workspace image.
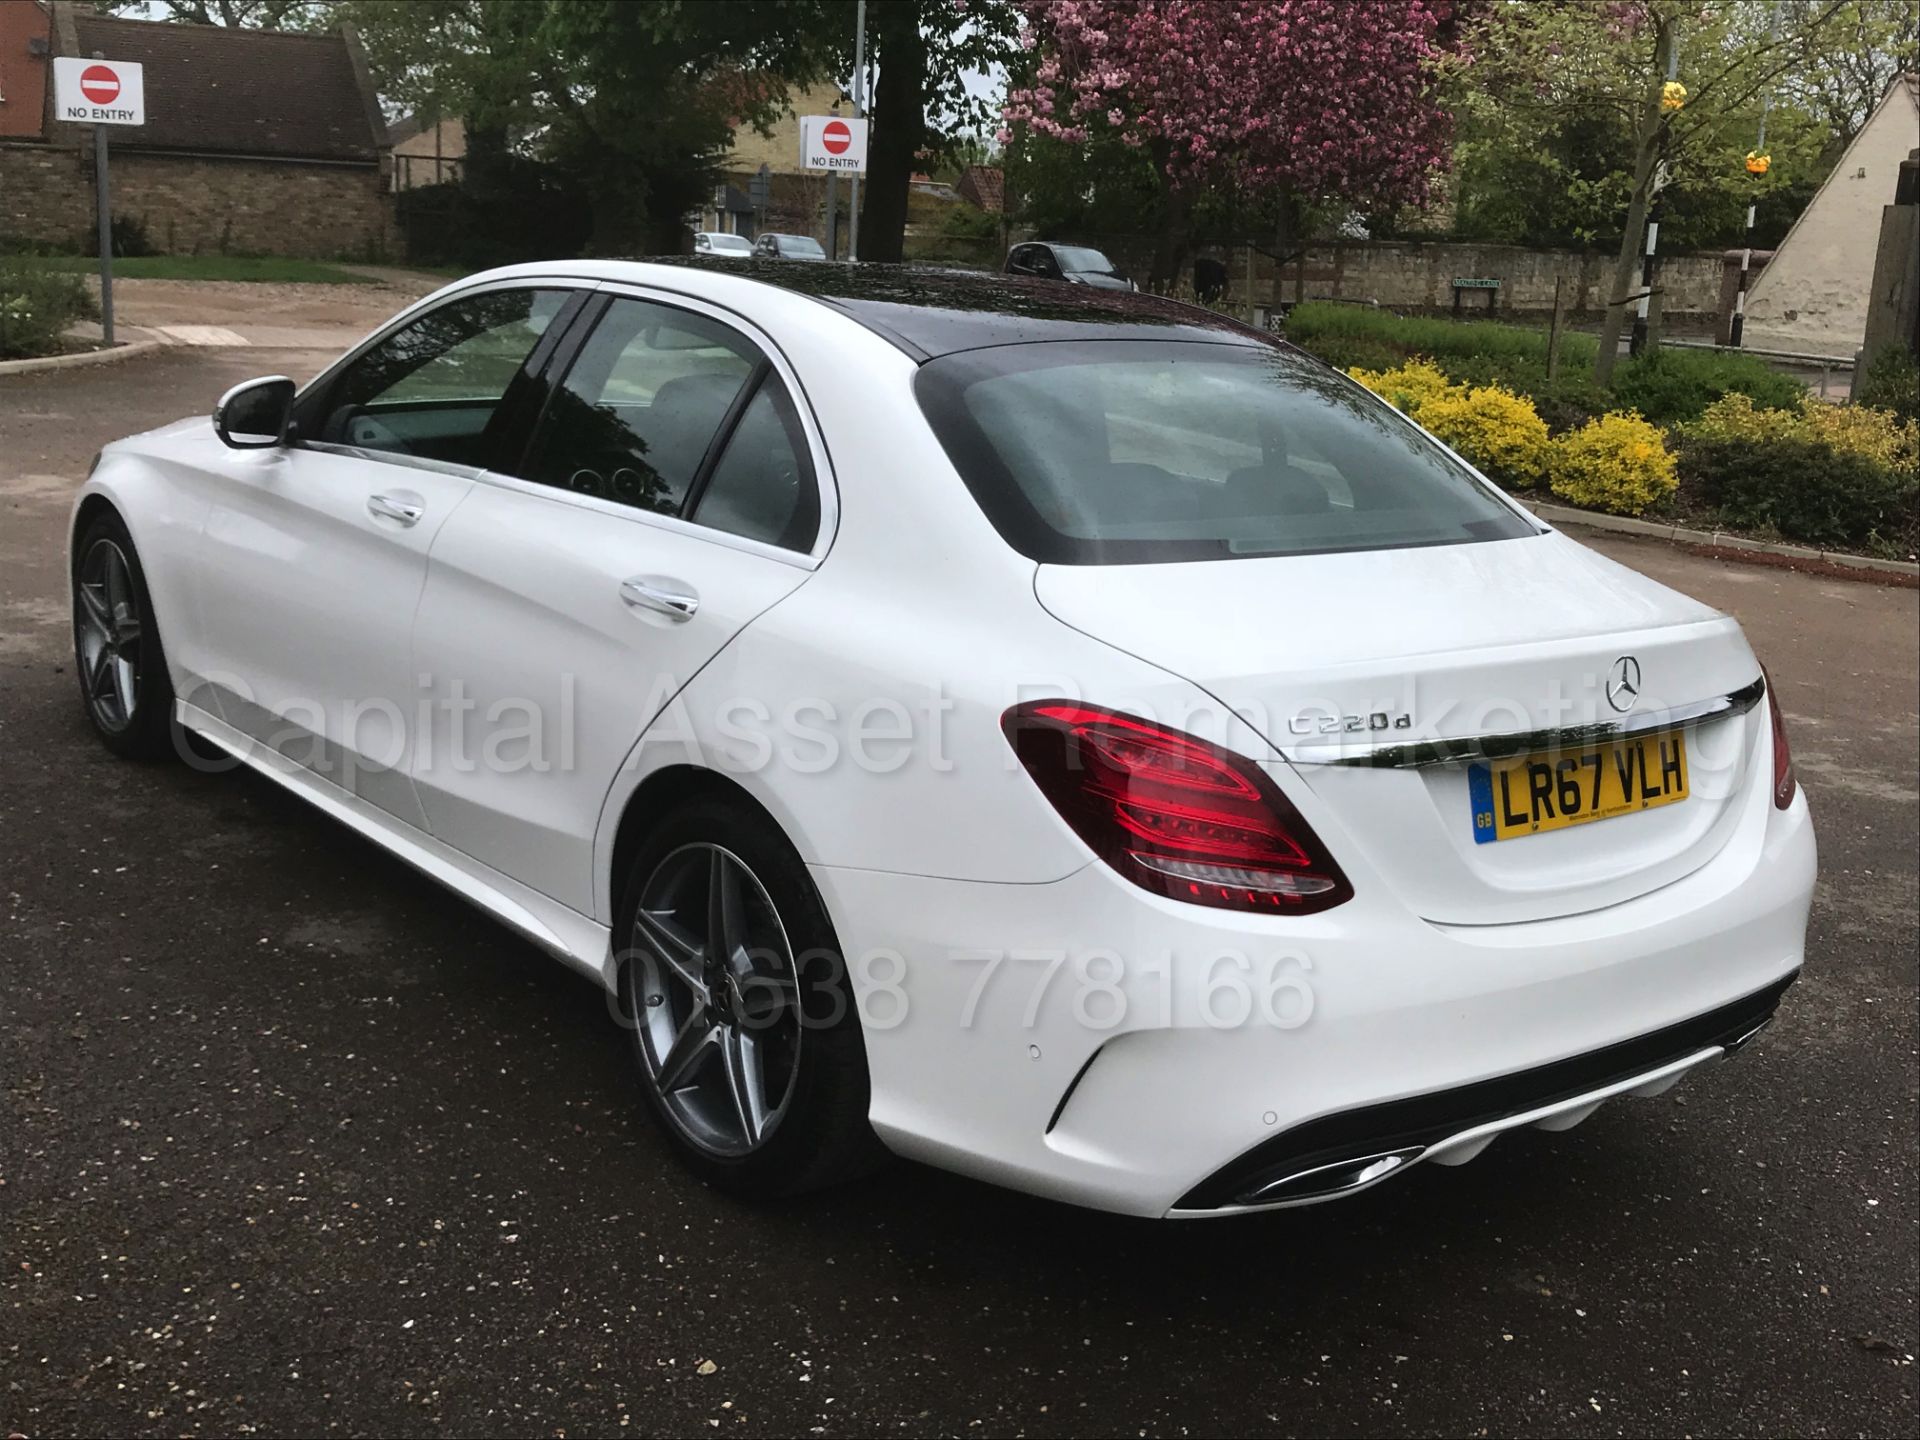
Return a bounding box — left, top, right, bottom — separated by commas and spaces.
176, 700, 616, 990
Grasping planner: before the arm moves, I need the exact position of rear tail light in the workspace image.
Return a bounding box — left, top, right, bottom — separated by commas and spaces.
1763, 666, 1795, 809
1002, 701, 1353, 914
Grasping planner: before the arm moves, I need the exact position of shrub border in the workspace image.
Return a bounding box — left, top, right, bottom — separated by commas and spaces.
1523, 499, 1919, 583
0, 334, 166, 377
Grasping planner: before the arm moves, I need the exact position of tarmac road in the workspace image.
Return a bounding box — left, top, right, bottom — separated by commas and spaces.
3, 346, 1916, 1437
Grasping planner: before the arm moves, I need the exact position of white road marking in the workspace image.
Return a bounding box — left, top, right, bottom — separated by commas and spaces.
153, 325, 250, 347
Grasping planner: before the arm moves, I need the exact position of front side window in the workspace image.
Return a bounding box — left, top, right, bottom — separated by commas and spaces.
311, 288, 570, 467
525, 298, 756, 514
916, 340, 1538, 564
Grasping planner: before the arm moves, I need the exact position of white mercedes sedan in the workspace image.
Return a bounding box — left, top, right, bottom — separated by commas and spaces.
69, 260, 1815, 1217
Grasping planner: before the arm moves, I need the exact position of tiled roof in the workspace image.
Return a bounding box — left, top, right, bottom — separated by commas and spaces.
387, 112, 431, 147
956, 164, 1005, 214
69, 14, 382, 162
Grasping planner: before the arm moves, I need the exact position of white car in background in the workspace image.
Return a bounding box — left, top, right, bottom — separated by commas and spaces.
69, 260, 1815, 1217
692, 231, 753, 257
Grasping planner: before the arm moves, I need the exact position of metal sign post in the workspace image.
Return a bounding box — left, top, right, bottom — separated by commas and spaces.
848, 0, 867, 262
826, 167, 839, 259
748, 163, 772, 232
95, 117, 114, 346
52, 53, 145, 349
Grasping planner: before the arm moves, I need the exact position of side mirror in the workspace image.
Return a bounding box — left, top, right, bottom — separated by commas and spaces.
214, 376, 295, 450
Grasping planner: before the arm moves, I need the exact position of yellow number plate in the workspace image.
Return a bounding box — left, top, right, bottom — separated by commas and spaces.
1469, 732, 1689, 844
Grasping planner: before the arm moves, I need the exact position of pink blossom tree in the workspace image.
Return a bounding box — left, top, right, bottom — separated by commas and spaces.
1003, 0, 1456, 288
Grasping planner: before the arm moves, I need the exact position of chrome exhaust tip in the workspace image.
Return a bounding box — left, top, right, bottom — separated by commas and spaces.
1233, 1146, 1425, 1206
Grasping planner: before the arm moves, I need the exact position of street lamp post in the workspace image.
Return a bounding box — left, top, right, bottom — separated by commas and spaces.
1730, 2, 1784, 348
1630, 44, 1683, 359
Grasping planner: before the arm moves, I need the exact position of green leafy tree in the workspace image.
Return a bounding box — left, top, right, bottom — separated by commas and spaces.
1451, 1, 1865, 385
1774, 0, 1920, 146
794, 0, 1020, 263
338, 0, 820, 253
91, 0, 324, 26
1448, 0, 1913, 256
1450, 86, 1827, 252
1003, 123, 1162, 242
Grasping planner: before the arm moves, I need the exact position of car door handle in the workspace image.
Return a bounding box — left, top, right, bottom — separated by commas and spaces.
619, 576, 699, 621
367, 493, 424, 526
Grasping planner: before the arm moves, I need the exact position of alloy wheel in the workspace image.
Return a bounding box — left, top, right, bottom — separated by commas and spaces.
631, 842, 804, 1157
75, 538, 143, 734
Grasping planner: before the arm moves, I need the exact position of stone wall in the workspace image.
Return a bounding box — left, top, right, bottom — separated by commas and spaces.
0, 142, 94, 244
1, 140, 397, 260
1065, 233, 1729, 321
1284, 241, 1726, 318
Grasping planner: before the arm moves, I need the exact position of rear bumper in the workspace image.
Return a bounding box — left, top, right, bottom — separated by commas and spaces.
1168, 970, 1791, 1214
811, 778, 1815, 1219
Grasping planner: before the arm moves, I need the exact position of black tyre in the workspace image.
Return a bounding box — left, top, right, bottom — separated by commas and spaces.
615, 793, 884, 1197
71, 509, 177, 761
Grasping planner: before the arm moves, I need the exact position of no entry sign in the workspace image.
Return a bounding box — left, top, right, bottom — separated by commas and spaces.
800, 114, 868, 173
81, 65, 120, 104
52, 56, 146, 125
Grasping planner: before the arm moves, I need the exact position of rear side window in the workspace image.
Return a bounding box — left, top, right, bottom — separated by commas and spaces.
517, 295, 822, 553
691, 376, 819, 551
915, 341, 1536, 564
524, 298, 756, 514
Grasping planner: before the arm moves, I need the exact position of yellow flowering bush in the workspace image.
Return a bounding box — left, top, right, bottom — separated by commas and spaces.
1347, 358, 1460, 416
1414, 384, 1554, 489
1686, 392, 1779, 445
1802, 402, 1919, 472
1689, 393, 1919, 472
1550, 413, 1679, 515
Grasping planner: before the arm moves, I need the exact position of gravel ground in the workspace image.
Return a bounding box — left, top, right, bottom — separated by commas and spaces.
85, 272, 443, 341
1, 347, 1915, 1438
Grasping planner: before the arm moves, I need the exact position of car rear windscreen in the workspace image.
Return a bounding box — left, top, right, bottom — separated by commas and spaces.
915, 340, 1538, 565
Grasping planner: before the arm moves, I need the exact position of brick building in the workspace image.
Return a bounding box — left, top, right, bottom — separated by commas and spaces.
0, 0, 395, 259
389, 111, 463, 192
696, 80, 849, 245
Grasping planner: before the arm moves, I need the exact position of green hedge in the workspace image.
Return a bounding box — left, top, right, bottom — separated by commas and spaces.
1677, 435, 1920, 553
1292, 331, 1407, 374
1608, 347, 1807, 426
1284, 302, 1807, 428
1286, 302, 1600, 371
0, 262, 98, 360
